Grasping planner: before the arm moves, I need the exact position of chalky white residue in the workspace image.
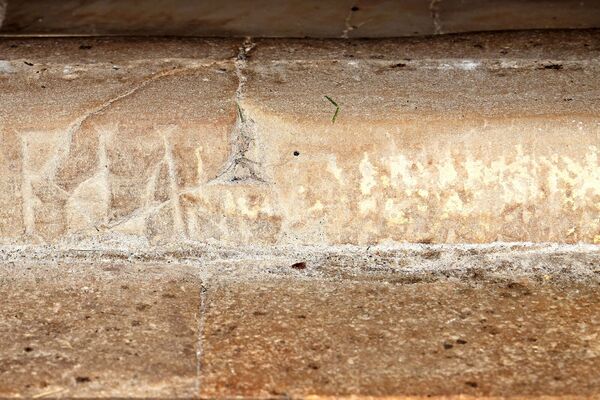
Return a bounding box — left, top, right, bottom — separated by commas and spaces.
439, 60, 480, 71
0, 60, 13, 74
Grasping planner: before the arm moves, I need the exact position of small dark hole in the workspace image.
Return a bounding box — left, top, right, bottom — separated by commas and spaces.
443, 343, 453, 350
75, 376, 91, 384
23, 61, 34, 66
541, 63, 563, 70
293, 151, 300, 156
290, 262, 307, 270
351, 6, 359, 11
24, 346, 33, 352
465, 381, 478, 388
456, 339, 467, 344
79, 45, 92, 50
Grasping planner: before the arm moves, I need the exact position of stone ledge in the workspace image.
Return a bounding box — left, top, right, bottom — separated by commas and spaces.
1, 252, 599, 398
0, 32, 599, 246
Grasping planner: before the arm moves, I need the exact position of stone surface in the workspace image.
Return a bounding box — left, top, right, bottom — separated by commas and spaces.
200, 276, 600, 398
0, 32, 599, 245
0, 0, 599, 37
0, 245, 599, 398
0, 262, 202, 398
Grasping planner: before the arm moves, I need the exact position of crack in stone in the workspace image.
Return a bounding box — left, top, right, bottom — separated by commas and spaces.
195, 283, 208, 397
209, 37, 267, 185
341, 4, 370, 39
429, 0, 443, 34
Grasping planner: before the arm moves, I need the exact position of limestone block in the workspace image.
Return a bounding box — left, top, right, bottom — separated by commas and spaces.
0, 32, 599, 245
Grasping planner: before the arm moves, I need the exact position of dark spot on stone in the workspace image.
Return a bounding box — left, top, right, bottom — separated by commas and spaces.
443, 342, 453, 350
9, 44, 18, 48
473, 43, 484, 49
391, 63, 406, 68
41, 85, 46, 89
351, 6, 359, 11
291, 262, 307, 270
296, 314, 307, 319
308, 362, 320, 370
541, 63, 563, 70
131, 320, 141, 327
422, 250, 441, 260
456, 338, 467, 344
293, 151, 300, 156
23, 61, 34, 66
24, 346, 33, 352
506, 282, 532, 296
112, 66, 120, 70
162, 293, 176, 299
482, 325, 500, 335
79, 45, 92, 50
75, 376, 91, 384
465, 381, 478, 388
253, 310, 267, 316
135, 303, 151, 311
121, 285, 129, 290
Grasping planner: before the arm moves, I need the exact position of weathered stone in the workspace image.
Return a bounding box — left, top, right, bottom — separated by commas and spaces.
438, 0, 600, 35
1, 0, 599, 37
0, 32, 599, 245
0, 263, 202, 398
200, 275, 600, 398
0, 246, 599, 398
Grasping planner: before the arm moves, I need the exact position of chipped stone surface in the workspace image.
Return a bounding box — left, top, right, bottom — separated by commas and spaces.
1, 0, 599, 37
1, 32, 599, 245
0, 263, 202, 398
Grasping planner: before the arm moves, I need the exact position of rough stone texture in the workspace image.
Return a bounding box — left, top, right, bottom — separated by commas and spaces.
0, 263, 202, 398
0, 245, 599, 398
1, 32, 599, 245
0, 0, 599, 37
201, 277, 600, 399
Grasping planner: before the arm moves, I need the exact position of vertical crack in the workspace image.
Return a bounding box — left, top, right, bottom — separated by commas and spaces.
210, 37, 266, 185
429, 0, 443, 35
195, 283, 208, 397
